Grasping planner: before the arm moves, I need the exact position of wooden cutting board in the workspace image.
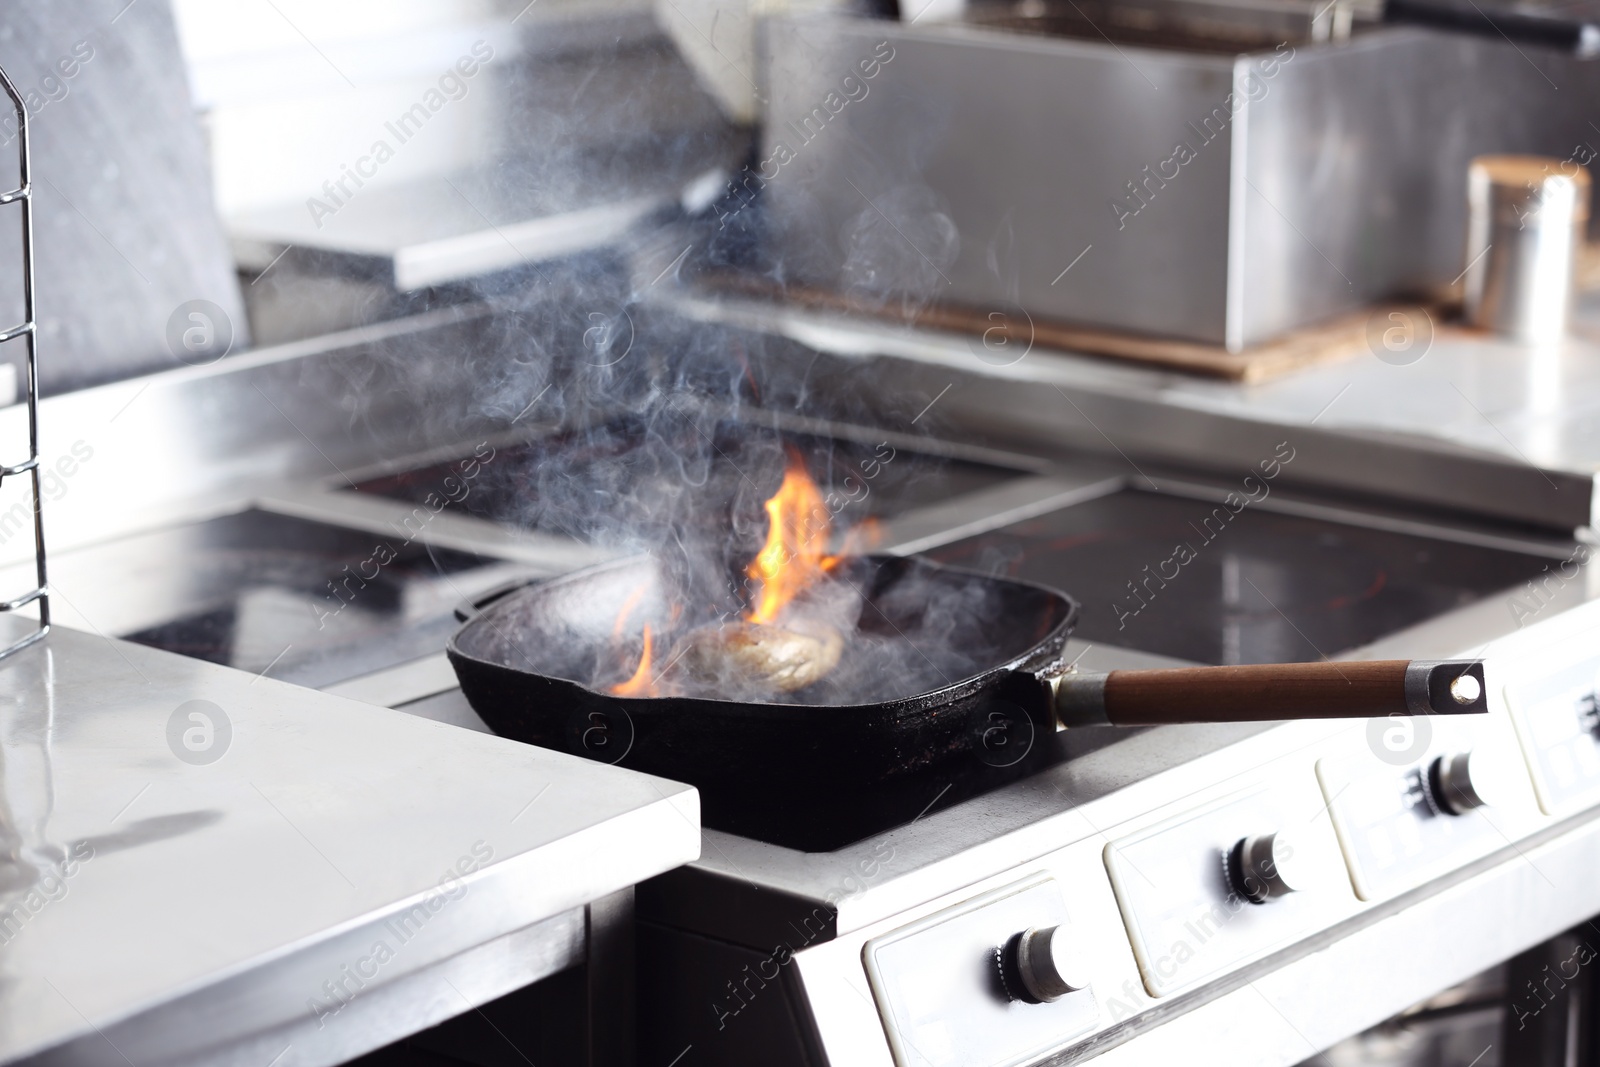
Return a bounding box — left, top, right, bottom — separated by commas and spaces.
704, 274, 1433, 384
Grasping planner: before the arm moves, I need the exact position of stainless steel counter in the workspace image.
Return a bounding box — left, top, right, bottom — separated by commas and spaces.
1, 284, 1592, 602
662, 289, 1600, 531
0, 616, 699, 1067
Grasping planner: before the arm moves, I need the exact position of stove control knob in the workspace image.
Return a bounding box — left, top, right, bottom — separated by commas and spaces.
1228, 831, 1308, 903
1429, 750, 1504, 814
1000, 925, 1091, 1003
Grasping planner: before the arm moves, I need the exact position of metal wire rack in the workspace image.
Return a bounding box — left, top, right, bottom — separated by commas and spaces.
0, 64, 51, 658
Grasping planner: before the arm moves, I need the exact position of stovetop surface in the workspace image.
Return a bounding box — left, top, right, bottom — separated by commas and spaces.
81, 509, 516, 689
350, 417, 1022, 540
84, 428, 1558, 853
923, 488, 1552, 668
77, 422, 1021, 699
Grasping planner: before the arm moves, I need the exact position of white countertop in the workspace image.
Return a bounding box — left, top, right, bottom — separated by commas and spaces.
0, 618, 699, 1065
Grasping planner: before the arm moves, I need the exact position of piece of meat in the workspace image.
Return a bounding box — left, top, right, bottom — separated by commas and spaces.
675, 620, 844, 694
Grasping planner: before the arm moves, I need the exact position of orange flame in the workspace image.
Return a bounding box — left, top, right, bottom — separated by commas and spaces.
746, 452, 836, 624
610, 624, 656, 696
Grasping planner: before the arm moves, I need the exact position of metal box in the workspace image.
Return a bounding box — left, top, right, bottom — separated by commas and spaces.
754, 15, 1600, 349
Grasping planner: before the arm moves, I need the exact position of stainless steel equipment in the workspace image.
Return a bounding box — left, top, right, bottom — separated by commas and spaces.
629, 458, 1600, 1067
1385, 0, 1600, 56
0, 616, 699, 1067
0, 270, 699, 1067
0, 63, 52, 660
229, 11, 745, 296
6, 274, 1600, 1065
627, 291, 1600, 1065
667, 286, 1600, 530
755, 12, 1600, 349
1464, 154, 1591, 344
961, 0, 1361, 46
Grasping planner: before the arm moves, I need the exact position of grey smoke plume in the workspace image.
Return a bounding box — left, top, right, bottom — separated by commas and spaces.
383, 10, 997, 704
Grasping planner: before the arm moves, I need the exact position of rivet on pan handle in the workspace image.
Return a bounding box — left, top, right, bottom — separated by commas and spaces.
1050, 660, 1488, 729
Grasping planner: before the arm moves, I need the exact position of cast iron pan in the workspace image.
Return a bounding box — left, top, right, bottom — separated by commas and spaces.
447, 554, 1488, 794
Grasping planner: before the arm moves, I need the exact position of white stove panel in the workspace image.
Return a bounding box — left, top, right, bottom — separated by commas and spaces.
1104, 779, 1353, 998
862, 875, 1099, 1067
1318, 754, 1493, 901
1317, 704, 1545, 901
1505, 648, 1600, 817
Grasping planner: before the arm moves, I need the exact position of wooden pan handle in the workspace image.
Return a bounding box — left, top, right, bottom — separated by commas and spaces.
1051, 659, 1487, 727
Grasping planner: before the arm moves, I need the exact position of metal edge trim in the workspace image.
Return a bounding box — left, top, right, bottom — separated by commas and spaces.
1404, 660, 1435, 715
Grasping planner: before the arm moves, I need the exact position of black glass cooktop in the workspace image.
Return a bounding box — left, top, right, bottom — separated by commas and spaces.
350, 418, 1022, 547
105, 510, 515, 689
924, 488, 1555, 667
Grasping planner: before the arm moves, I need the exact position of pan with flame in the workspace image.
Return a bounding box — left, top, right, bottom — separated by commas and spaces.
447, 453, 1490, 795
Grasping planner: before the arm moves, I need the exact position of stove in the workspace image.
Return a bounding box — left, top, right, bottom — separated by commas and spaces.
620, 461, 1598, 1067
74, 410, 1586, 1067
20, 300, 1600, 1067
269, 416, 1592, 1066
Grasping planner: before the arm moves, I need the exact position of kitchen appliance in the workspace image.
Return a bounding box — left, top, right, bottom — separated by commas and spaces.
754, 11, 1600, 349
631, 461, 1595, 1067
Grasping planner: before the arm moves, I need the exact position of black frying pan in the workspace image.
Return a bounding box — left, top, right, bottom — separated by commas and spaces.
447, 554, 1487, 793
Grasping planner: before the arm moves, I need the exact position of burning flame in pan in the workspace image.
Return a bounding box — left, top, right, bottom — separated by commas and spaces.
607, 449, 881, 697
610, 624, 656, 696
745, 450, 837, 625
608, 583, 661, 696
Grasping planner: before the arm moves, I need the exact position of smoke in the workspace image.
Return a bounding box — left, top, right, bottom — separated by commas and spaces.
329, 10, 1008, 705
